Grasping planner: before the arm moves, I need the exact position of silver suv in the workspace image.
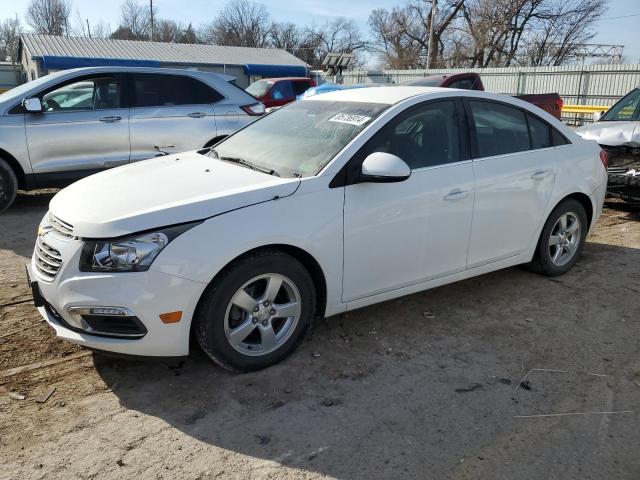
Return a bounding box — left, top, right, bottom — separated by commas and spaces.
0, 66, 265, 212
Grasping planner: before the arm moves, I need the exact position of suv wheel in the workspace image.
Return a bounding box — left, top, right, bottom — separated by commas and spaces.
0, 158, 18, 214
530, 198, 588, 276
195, 250, 316, 371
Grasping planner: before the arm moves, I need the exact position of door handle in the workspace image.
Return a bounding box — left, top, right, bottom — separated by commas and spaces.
99, 116, 122, 123
531, 169, 552, 180
443, 189, 470, 201
188, 112, 207, 118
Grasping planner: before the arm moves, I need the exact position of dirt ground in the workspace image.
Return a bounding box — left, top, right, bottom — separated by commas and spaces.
1, 191, 640, 480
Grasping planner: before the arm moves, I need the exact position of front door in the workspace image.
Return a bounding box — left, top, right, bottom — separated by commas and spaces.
465, 99, 558, 267
129, 73, 219, 161
25, 74, 129, 183
342, 100, 475, 302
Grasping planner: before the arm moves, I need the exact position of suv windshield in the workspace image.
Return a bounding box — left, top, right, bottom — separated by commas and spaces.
601, 88, 640, 122
210, 100, 388, 178
246, 80, 272, 97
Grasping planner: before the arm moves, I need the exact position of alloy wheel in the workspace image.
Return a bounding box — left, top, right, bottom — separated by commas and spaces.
224, 273, 302, 356
548, 212, 581, 267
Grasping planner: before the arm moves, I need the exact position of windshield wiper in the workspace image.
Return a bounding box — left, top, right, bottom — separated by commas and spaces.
219, 155, 280, 177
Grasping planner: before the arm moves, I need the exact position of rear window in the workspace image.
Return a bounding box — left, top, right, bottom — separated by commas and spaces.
527, 114, 552, 149
292, 81, 312, 96
469, 100, 530, 157
132, 74, 223, 107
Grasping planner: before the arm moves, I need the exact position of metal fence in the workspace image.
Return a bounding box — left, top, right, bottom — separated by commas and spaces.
339, 64, 640, 124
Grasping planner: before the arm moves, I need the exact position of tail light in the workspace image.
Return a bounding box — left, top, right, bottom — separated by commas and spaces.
241, 102, 266, 116
599, 149, 609, 169
555, 97, 564, 112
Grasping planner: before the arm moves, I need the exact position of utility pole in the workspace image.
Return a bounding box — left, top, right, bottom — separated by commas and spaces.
86, 19, 91, 38
426, 0, 437, 70
150, 0, 154, 41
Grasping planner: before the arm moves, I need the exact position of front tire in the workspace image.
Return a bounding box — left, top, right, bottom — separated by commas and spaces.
530, 198, 588, 276
194, 250, 316, 372
0, 158, 18, 214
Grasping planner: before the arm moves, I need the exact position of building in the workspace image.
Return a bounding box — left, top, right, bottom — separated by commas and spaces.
18, 34, 309, 88
0, 62, 20, 92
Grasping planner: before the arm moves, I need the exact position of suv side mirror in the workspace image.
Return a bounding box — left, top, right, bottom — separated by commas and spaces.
592, 110, 604, 123
359, 152, 411, 183
22, 97, 43, 113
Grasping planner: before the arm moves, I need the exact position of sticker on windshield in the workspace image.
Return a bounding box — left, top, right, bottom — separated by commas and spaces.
328, 113, 372, 126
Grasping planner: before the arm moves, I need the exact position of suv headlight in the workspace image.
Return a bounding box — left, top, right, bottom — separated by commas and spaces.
79, 222, 200, 272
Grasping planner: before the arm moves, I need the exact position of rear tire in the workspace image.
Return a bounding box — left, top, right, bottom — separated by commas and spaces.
194, 250, 316, 372
529, 198, 588, 276
0, 158, 18, 214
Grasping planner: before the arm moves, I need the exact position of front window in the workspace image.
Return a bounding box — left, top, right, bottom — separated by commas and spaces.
210, 100, 388, 178
41, 76, 122, 111
601, 88, 640, 121
246, 80, 272, 98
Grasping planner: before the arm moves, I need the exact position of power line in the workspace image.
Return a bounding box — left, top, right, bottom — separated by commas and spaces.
600, 13, 640, 20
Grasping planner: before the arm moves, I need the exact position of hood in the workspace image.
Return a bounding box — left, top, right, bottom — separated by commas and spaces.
575, 121, 640, 148
50, 151, 300, 238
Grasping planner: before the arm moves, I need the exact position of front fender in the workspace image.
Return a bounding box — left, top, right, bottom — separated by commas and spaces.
150, 176, 346, 317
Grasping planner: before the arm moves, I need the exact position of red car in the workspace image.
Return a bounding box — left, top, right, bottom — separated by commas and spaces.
246, 77, 316, 108
405, 72, 563, 120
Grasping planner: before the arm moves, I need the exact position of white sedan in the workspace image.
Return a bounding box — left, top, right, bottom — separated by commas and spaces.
28, 87, 608, 371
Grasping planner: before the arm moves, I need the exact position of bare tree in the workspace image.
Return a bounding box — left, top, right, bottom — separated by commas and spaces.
520, 0, 607, 65
369, 0, 465, 69
200, 0, 271, 47
26, 0, 71, 36
112, 0, 150, 40
0, 17, 21, 64
303, 18, 365, 69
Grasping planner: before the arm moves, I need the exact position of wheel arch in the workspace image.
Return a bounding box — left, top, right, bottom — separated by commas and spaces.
193, 243, 328, 326
0, 148, 26, 189
562, 192, 594, 231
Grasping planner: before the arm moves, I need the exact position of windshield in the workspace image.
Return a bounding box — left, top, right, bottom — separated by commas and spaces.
211, 100, 388, 178
601, 88, 640, 122
246, 80, 272, 98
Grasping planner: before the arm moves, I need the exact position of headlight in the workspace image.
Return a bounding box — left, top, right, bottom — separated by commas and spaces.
79, 222, 200, 272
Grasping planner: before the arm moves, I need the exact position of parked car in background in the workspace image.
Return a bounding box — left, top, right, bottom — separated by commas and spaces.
246, 77, 316, 108
576, 87, 640, 204
404, 72, 563, 119
0, 66, 265, 213
28, 87, 606, 371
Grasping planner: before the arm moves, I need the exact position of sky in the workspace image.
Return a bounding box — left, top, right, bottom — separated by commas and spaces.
3, 0, 640, 64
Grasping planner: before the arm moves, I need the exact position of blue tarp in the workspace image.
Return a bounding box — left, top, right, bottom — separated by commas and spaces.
39, 56, 161, 71
300, 82, 373, 99
243, 64, 307, 77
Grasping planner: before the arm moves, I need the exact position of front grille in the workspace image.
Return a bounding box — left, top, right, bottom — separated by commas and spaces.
49, 213, 74, 239
34, 236, 63, 281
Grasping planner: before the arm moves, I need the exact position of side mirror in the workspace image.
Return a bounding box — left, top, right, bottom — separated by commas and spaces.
359, 152, 411, 183
592, 110, 604, 123
22, 97, 43, 113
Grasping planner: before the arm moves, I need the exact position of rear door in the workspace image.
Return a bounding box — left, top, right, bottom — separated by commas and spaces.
25, 73, 130, 183
129, 73, 222, 160
465, 99, 558, 267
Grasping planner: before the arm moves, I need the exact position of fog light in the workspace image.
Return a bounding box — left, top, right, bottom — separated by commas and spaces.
65, 306, 147, 338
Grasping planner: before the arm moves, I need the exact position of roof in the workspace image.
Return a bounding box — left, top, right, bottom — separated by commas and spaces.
20, 34, 307, 68
304, 86, 448, 104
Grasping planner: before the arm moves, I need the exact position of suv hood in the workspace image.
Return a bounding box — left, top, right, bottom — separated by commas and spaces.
50, 151, 300, 238
576, 121, 640, 147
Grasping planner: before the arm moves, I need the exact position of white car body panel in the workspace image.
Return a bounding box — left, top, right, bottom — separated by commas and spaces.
342, 161, 474, 301
50, 151, 300, 238
33, 87, 607, 357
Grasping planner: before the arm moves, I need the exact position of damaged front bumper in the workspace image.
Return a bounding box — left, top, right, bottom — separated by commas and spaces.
603, 145, 640, 204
